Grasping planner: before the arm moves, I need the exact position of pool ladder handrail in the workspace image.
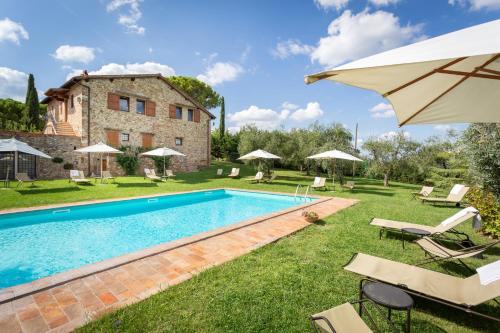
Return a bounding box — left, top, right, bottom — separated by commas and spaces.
295, 185, 310, 201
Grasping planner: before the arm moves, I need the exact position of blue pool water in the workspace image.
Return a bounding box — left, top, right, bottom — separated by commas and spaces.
0, 189, 311, 288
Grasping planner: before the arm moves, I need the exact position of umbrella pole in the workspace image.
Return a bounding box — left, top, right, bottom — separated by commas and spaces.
163, 156, 166, 177
100, 153, 103, 183
14, 151, 18, 181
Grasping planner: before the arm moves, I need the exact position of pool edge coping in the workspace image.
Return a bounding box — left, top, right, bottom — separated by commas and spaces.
0, 188, 349, 304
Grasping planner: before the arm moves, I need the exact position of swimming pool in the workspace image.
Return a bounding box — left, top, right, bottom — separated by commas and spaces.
0, 189, 313, 288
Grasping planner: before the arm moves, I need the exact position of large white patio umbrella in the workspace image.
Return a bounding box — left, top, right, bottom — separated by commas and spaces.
75, 142, 122, 177
0, 138, 51, 179
307, 150, 362, 188
238, 149, 281, 175
305, 19, 500, 126
140, 147, 185, 176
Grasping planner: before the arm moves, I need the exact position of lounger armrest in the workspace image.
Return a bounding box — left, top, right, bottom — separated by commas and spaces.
309, 315, 336, 333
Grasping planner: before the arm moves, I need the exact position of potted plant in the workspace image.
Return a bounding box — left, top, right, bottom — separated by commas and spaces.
302, 211, 319, 223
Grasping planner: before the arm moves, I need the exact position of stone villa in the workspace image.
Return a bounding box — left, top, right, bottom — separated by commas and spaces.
0, 73, 215, 179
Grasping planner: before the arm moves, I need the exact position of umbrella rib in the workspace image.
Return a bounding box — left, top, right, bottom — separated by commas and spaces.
476, 67, 500, 76
436, 69, 500, 80
383, 57, 467, 97
399, 53, 500, 126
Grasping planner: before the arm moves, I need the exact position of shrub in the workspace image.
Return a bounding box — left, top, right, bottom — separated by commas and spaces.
466, 187, 500, 238
152, 155, 170, 175
115, 146, 143, 175
52, 157, 63, 164
63, 163, 73, 170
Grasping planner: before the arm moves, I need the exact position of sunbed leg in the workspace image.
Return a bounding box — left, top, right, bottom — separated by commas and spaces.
358, 279, 365, 317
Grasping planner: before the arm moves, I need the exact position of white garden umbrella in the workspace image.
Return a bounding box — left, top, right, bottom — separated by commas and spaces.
140, 147, 185, 176
75, 142, 122, 178
305, 19, 500, 126
238, 149, 281, 175
0, 138, 51, 179
307, 150, 362, 188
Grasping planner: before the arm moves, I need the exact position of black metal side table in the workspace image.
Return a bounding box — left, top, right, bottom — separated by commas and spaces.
401, 227, 431, 249
360, 281, 413, 333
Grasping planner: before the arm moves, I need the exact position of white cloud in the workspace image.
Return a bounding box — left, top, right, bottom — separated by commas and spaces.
368, 0, 400, 6
197, 62, 244, 86
369, 102, 395, 118
379, 131, 410, 140
314, 0, 349, 10
434, 125, 452, 131
228, 105, 289, 130
282, 101, 299, 110
0, 18, 29, 45
290, 102, 324, 121
65, 61, 175, 80
272, 39, 314, 59
449, 0, 500, 10
311, 10, 424, 68
0, 67, 28, 101
52, 45, 96, 63
106, 0, 145, 35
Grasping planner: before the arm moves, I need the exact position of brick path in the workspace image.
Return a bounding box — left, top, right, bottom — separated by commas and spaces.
0, 196, 356, 332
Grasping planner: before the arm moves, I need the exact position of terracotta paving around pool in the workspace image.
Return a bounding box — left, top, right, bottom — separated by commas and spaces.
0, 194, 356, 333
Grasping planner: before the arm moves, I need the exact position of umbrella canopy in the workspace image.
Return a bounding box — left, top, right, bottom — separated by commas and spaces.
238, 149, 281, 160
74, 142, 122, 178
74, 142, 122, 154
307, 150, 362, 162
305, 19, 500, 126
0, 137, 51, 158
140, 147, 185, 177
140, 147, 186, 157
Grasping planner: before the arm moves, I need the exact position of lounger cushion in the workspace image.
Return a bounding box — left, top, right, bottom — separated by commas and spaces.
370, 218, 436, 233
344, 253, 500, 306
477, 260, 500, 286
312, 303, 372, 333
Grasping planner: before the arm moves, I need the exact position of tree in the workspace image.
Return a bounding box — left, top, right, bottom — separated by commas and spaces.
463, 124, 500, 200
0, 98, 27, 130
24, 74, 42, 130
219, 96, 225, 138
363, 132, 420, 187
167, 76, 221, 109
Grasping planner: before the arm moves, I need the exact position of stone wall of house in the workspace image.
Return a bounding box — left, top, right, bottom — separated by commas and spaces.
82, 76, 212, 175
0, 130, 85, 179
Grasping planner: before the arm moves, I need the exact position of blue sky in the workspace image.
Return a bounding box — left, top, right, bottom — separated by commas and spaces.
1, 0, 499, 144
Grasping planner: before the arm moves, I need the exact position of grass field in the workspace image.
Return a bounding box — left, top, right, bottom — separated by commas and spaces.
1, 162, 498, 332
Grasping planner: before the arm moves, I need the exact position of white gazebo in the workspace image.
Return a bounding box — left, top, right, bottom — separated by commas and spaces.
74, 142, 122, 178
0, 138, 51, 180
305, 19, 500, 126
307, 150, 362, 189
140, 147, 185, 176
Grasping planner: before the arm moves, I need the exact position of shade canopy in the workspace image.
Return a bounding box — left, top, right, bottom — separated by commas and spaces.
238, 149, 281, 160
0, 138, 51, 158
74, 142, 123, 154
305, 19, 500, 126
307, 150, 362, 162
140, 147, 186, 157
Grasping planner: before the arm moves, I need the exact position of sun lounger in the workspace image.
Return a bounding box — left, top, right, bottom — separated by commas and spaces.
411, 186, 433, 199
165, 169, 175, 178
228, 168, 240, 178
246, 171, 263, 183
69, 170, 91, 184
216, 168, 223, 176
415, 237, 500, 273
16, 172, 35, 187
344, 253, 500, 322
371, 207, 479, 244
312, 177, 327, 190
341, 181, 355, 191
421, 184, 469, 207
101, 170, 115, 183
264, 174, 277, 183
310, 299, 398, 333
144, 168, 163, 182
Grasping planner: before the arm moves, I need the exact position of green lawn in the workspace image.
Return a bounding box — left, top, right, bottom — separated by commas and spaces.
2, 163, 498, 332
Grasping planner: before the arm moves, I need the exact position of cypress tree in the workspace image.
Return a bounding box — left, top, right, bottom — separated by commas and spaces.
24, 74, 40, 130
219, 96, 225, 138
